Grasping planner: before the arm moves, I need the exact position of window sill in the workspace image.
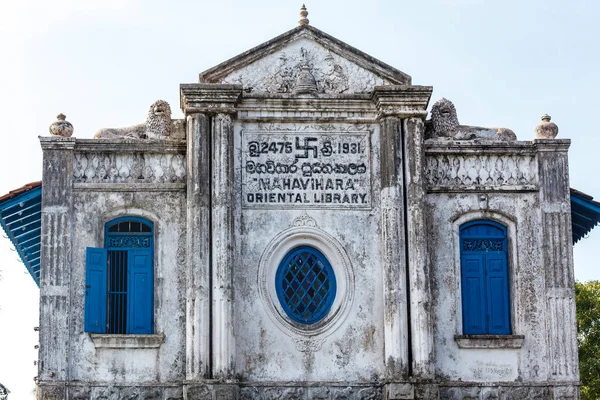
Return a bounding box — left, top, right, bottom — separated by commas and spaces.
454, 334, 524, 349
90, 333, 164, 349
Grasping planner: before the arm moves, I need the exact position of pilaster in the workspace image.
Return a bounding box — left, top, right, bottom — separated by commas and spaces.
37, 136, 76, 398
180, 84, 242, 380
185, 113, 212, 380
211, 111, 236, 379
535, 139, 579, 382
372, 86, 434, 386
403, 117, 434, 379
378, 115, 409, 378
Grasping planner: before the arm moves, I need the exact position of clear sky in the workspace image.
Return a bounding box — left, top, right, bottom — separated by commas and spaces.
0, 1, 599, 398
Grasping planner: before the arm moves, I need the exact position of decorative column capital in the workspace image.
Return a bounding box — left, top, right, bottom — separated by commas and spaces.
39, 136, 77, 151
180, 84, 243, 115
371, 85, 433, 119
533, 138, 571, 153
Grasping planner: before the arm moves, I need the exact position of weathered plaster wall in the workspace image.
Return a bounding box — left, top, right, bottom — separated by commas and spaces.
233, 121, 387, 383
423, 141, 558, 385
425, 140, 579, 394
427, 190, 548, 382
68, 189, 187, 383
57, 141, 188, 387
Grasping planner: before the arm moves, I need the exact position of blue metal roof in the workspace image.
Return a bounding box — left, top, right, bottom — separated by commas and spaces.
571, 188, 600, 244
0, 182, 42, 286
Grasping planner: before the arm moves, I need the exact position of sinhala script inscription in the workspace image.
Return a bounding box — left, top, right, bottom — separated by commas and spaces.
242, 132, 371, 209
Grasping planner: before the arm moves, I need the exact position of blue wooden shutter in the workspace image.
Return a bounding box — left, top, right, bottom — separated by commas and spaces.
461, 254, 486, 334
127, 249, 153, 334
84, 247, 107, 333
486, 253, 511, 334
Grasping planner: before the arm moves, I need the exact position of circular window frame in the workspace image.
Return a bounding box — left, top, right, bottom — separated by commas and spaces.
275, 245, 337, 325
258, 223, 354, 338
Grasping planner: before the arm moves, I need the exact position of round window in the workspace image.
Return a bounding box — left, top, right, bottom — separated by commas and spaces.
275, 245, 337, 325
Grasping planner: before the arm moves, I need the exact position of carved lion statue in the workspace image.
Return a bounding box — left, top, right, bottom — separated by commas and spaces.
426, 97, 517, 141
94, 100, 173, 139
428, 98, 459, 138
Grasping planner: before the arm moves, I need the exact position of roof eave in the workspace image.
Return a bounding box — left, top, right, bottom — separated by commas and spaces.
570, 188, 600, 244
0, 184, 42, 287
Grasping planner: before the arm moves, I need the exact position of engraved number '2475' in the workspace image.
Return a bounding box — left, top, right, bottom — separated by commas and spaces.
248, 141, 293, 157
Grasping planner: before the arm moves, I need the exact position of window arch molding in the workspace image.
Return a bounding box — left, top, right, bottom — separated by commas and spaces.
258, 217, 355, 339
451, 210, 519, 336
105, 216, 154, 247
101, 207, 160, 242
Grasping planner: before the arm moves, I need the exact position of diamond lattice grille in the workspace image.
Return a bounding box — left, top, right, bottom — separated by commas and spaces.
277, 246, 336, 324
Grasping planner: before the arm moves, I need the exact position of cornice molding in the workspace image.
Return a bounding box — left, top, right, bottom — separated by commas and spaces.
371, 85, 433, 119
532, 138, 571, 152
39, 136, 77, 150
180, 84, 243, 115
72, 138, 186, 153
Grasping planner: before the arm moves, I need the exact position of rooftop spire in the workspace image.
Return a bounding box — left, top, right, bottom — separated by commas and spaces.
299, 4, 309, 26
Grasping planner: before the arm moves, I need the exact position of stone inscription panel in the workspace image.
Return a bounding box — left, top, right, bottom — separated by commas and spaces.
242, 131, 371, 209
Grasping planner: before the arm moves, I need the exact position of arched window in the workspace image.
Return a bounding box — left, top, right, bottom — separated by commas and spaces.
460, 220, 511, 335
84, 217, 154, 334
275, 246, 336, 325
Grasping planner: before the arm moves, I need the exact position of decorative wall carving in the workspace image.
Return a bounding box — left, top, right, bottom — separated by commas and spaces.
73, 152, 186, 184
237, 108, 377, 121
425, 153, 537, 190
107, 236, 152, 248
239, 386, 382, 400
462, 239, 503, 252
552, 385, 578, 400
40, 384, 579, 400
439, 386, 550, 400
293, 214, 317, 227
219, 39, 390, 94
293, 337, 325, 352
244, 123, 372, 133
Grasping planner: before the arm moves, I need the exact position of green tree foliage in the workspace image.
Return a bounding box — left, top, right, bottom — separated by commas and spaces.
576, 280, 600, 400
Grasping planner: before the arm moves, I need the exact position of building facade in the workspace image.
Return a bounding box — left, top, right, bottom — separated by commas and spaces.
19, 13, 587, 400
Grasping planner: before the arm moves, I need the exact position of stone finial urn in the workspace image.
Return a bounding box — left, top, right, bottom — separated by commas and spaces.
49, 113, 74, 137
535, 114, 558, 139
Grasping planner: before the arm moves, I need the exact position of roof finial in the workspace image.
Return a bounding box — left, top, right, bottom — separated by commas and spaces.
299, 4, 309, 26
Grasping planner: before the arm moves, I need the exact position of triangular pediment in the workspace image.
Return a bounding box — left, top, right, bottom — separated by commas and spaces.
198, 25, 411, 94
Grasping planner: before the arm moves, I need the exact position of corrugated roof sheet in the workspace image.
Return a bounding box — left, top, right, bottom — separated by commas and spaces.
0, 181, 42, 286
